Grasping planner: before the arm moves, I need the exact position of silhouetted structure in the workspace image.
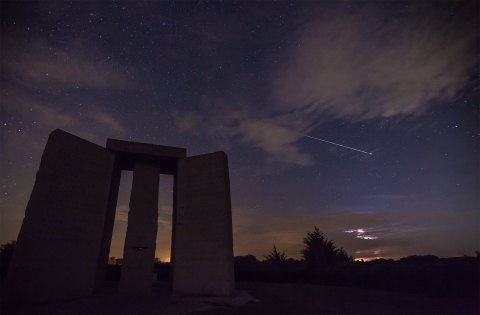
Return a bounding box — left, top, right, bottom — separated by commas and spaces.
0, 241, 16, 281
4, 129, 234, 305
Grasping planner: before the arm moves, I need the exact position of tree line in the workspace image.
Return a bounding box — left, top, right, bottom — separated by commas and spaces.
1, 227, 479, 297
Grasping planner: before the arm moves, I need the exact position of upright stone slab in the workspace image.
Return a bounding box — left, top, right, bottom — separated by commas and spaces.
4, 129, 115, 305
171, 152, 234, 296
120, 163, 160, 294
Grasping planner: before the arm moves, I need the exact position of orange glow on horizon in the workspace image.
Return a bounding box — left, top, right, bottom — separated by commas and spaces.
156, 256, 170, 263
354, 257, 384, 262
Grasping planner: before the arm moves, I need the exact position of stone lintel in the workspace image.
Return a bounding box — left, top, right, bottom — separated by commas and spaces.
106, 139, 186, 174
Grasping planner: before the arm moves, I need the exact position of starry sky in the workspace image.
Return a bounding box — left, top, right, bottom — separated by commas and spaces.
1, 1, 479, 262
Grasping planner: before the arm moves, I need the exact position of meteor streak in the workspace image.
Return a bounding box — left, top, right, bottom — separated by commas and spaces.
302, 134, 373, 155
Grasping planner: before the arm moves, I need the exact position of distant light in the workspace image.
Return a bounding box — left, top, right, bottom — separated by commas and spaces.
345, 228, 365, 234
354, 256, 384, 262
356, 235, 378, 240
345, 228, 379, 240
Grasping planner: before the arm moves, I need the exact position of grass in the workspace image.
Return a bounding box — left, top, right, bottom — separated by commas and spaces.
2, 281, 478, 314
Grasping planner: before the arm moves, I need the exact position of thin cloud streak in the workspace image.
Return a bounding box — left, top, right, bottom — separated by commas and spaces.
274, 4, 478, 120
1, 88, 127, 145
1, 38, 132, 89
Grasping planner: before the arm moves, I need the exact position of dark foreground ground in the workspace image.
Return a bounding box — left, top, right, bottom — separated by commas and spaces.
201, 282, 479, 314
2, 281, 478, 314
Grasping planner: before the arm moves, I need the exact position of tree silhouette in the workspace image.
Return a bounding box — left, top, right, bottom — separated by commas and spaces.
301, 226, 352, 269
264, 245, 288, 263
336, 247, 353, 263
0, 240, 16, 262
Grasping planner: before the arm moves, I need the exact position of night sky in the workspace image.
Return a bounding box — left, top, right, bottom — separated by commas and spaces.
1, 1, 478, 262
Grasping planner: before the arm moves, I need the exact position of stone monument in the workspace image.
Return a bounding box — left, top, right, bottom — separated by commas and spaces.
4, 129, 234, 305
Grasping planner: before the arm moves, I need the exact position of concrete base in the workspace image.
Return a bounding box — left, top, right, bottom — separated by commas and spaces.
171, 152, 235, 296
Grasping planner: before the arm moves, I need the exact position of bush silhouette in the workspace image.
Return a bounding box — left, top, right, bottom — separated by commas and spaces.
264, 245, 288, 264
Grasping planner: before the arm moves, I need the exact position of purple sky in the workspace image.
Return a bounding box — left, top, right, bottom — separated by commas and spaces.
1, 1, 478, 261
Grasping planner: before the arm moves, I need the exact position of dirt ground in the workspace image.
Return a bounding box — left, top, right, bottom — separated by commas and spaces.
2, 281, 478, 314
200, 282, 479, 314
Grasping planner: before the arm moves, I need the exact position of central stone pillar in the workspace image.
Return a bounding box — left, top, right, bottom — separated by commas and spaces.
120, 163, 160, 294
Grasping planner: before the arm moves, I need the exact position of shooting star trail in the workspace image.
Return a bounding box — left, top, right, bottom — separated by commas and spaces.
302, 134, 373, 155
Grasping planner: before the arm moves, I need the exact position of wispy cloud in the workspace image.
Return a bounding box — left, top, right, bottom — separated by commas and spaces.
237, 117, 313, 166
1, 36, 130, 151
345, 229, 379, 240
173, 107, 315, 166
366, 194, 413, 202
173, 3, 477, 166
343, 222, 423, 241
2, 38, 132, 89
1, 87, 127, 145
89, 108, 127, 135
274, 4, 478, 120
172, 110, 202, 135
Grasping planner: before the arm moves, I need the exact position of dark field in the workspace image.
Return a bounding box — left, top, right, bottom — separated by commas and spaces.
3, 281, 478, 314
3, 256, 479, 314
201, 282, 479, 314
